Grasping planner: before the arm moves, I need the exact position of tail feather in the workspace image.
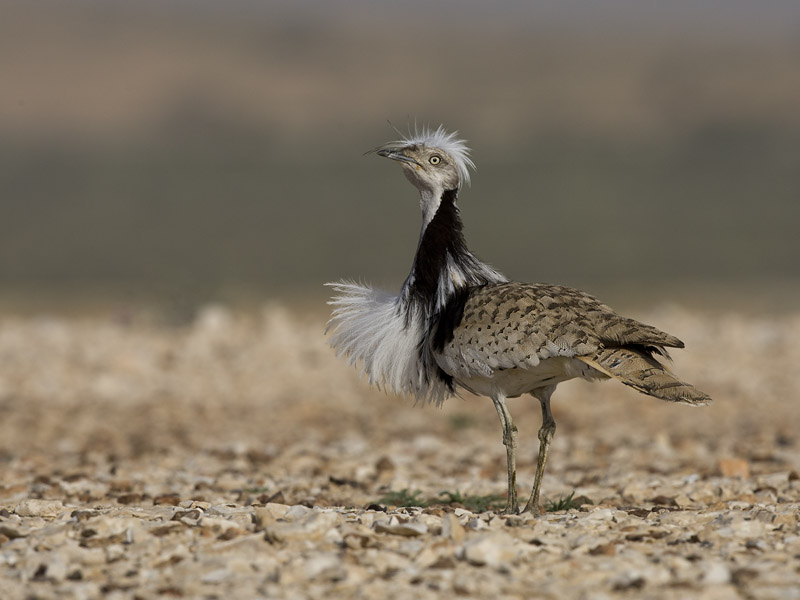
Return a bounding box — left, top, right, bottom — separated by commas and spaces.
579, 347, 711, 406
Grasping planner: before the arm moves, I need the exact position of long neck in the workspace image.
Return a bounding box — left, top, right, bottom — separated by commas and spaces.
402, 188, 506, 313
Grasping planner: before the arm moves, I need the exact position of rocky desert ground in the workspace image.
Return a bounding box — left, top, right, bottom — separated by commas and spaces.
1, 302, 799, 599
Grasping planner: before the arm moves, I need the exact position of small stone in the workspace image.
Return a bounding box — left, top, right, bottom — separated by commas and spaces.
252, 507, 277, 530
465, 517, 486, 530
374, 521, 428, 537
752, 510, 774, 523
215, 472, 246, 491
202, 568, 233, 584
430, 556, 457, 569
153, 494, 181, 506
359, 511, 379, 528
172, 508, 203, 523
204, 504, 232, 516
79, 515, 141, 546
323, 527, 343, 545
745, 538, 767, 551
117, 493, 144, 505
441, 513, 465, 544
702, 561, 731, 584
69, 509, 96, 523
462, 532, 518, 569
728, 517, 766, 539
148, 522, 184, 537
589, 542, 616, 556
109, 479, 134, 493
753, 488, 777, 503
198, 516, 243, 537
260, 502, 291, 520
32, 553, 68, 581
611, 572, 646, 591
621, 483, 649, 503
719, 458, 750, 479
60, 543, 106, 567
207, 504, 252, 518
375, 456, 395, 472
585, 508, 616, 522
647, 495, 678, 507
758, 471, 790, 488
282, 505, 312, 522
154, 543, 191, 567
15, 499, 64, 518
105, 544, 126, 563
423, 507, 445, 517
261, 490, 286, 504
0, 523, 29, 539
265, 510, 338, 543
415, 513, 442, 534
302, 553, 346, 581
415, 539, 456, 568
341, 523, 375, 549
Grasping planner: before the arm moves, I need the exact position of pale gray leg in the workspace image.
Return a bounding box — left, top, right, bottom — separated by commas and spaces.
491, 394, 518, 514
523, 386, 557, 515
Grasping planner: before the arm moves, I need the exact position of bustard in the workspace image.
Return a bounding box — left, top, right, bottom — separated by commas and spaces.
327, 127, 711, 515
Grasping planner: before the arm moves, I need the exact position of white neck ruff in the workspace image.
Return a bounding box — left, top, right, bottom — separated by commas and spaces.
326, 281, 450, 405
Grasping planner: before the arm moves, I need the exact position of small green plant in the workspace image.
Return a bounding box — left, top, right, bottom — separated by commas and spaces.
243, 486, 272, 494
438, 490, 506, 513
377, 488, 428, 508
544, 491, 585, 512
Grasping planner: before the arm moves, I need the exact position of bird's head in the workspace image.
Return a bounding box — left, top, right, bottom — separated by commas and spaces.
374, 126, 474, 195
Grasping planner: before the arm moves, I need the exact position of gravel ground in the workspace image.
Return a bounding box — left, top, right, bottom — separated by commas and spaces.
1, 303, 799, 599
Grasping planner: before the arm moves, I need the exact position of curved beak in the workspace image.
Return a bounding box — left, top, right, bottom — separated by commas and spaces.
376, 147, 422, 167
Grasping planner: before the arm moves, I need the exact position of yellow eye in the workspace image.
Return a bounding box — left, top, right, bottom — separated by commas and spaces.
429, 155, 441, 165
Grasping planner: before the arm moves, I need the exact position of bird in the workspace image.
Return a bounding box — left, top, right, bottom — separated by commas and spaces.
326, 126, 711, 515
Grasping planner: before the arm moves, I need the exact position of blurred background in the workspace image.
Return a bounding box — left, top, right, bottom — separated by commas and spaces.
2, 0, 800, 315
2, 11, 800, 592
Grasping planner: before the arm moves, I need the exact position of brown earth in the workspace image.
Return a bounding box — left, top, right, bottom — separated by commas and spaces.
1, 304, 799, 599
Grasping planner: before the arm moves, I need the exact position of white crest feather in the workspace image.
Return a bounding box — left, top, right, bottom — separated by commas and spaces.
392, 125, 475, 188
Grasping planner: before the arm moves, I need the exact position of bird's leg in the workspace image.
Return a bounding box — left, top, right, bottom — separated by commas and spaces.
491, 395, 518, 514
523, 387, 556, 515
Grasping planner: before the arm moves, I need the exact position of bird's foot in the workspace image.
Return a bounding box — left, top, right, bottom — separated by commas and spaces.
500, 499, 520, 515
521, 501, 542, 516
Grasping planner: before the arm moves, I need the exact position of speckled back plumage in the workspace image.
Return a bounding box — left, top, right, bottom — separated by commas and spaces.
434, 282, 709, 404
